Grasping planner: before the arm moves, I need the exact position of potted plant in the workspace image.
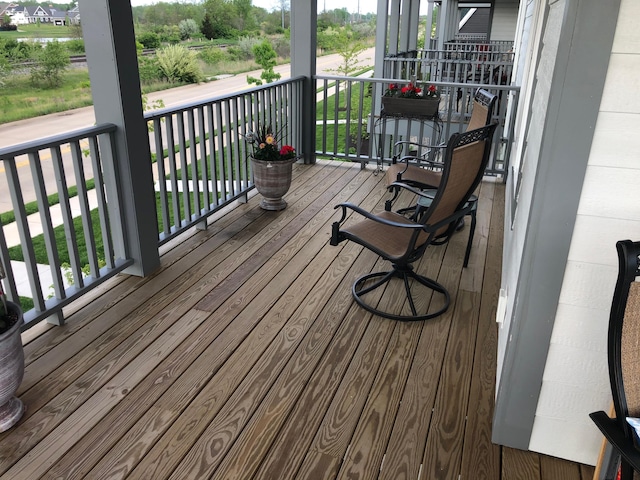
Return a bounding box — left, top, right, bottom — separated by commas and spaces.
0, 264, 24, 432
245, 124, 298, 211
382, 81, 441, 117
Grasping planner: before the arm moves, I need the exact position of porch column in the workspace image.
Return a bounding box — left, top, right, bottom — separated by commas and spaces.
407, 0, 421, 52
425, 0, 435, 47
374, 0, 390, 79
388, 0, 401, 55
79, 0, 160, 276
290, 0, 317, 165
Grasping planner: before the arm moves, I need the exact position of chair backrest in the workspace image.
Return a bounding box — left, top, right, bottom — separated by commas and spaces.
420, 123, 498, 238
467, 89, 497, 131
609, 240, 640, 437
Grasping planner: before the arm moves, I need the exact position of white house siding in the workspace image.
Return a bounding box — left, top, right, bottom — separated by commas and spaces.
491, 0, 519, 41
529, 0, 640, 465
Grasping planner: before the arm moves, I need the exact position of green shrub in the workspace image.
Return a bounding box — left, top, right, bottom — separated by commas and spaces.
156, 44, 203, 84
65, 39, 85, 54
237, 36, 259, 60
137, 31, 161, 49
158, 25, 181, 45
198, 46, 226, 65
30, 40, 70, 88
178, 19, 199, 41
138, 54, 162, 84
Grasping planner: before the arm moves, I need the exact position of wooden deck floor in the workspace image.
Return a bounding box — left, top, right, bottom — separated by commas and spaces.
0, 160, 594, 479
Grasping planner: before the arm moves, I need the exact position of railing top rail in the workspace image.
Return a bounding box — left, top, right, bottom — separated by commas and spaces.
315, 74, 521, 93
0, 123, 118, 160
144, 75, 306, 121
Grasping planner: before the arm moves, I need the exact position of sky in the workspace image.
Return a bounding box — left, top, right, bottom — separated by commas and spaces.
128, 0, 381, 15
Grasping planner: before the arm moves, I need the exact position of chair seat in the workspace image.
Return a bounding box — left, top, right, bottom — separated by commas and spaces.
341, 211, 429, 260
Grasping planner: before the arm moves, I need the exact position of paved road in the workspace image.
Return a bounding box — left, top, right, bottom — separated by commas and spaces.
0, 48, 375, 213
0, 49, 375, 148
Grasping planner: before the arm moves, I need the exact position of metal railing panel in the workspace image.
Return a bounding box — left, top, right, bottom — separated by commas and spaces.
0, 124, 133, 328
146, 77, 306, 246
314, 75, 519, 178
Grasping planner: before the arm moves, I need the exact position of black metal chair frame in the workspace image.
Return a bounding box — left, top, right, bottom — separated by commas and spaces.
590, 240, 640, 480
384, 89, 497, 268
330, 123, 497, 321
388, 88, 497, 172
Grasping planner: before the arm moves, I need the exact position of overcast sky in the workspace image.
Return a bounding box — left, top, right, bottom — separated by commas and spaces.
128, 0, 381, 15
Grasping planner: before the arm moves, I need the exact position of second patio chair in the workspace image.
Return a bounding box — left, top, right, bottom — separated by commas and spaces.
590, 240, 640, 480
383, 89, 497, 267
330, 123, 497, 321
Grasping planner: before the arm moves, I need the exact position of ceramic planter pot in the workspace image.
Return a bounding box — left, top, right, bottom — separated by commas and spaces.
0, 301, 24, 432
250, 156, 297, 211
382, 96, 440, 117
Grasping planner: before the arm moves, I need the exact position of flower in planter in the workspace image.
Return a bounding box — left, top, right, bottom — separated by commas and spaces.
384, 82, 440, 99
245, 124, 296, 161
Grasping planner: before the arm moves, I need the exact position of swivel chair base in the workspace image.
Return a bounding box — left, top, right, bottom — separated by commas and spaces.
352, 265, 450, 321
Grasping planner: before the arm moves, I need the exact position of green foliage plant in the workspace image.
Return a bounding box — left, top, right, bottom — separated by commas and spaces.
138, 54, 162, 84
326, 30, 368, 77
246, 40, 280, 86
198, 46, 226, 65
30, 40, 70, 88
137, 31, 161, 49
64, 39, 85, 54
156, 44, 203, 84
178, 19, 199, 41
201, 13, 215, 40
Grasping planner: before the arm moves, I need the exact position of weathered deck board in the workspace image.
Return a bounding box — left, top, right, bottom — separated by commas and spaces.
0, 160, 595, 480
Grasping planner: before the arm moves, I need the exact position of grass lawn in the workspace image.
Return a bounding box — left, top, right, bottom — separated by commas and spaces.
315, 80, 373, 154
0, 24, 76, 39
0, 69, 94, 124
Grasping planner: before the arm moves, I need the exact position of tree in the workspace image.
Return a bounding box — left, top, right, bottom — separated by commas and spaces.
246, 40, 281, 86
233, 0, 254, 31
178, 19, 199, 40
201, 13, 215, 40
331, 39, 367, 76
30, 40, 70, 88
202, 0, 235, 38
275, 0, 290, 29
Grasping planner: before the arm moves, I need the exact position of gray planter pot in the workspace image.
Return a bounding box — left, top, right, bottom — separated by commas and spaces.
250, 156, 297, 211
0, 301, 24, 432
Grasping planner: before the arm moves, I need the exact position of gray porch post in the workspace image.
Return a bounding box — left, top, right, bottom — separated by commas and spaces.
374, 0, 390, 80
290, 0, 317, 165
388, 0, 401, 56
425, 0, 435, 47
78, 0, 160, 276
492, 0, 621, 449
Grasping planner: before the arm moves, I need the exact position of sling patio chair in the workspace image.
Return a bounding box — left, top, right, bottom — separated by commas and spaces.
383, 89, 497, 267
590, 240, 640, 480
385, 88, 497, 191
330, 123, 497, 321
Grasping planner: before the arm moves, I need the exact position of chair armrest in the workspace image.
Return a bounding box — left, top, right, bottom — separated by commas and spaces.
392, 141, 446, 162
396, 154, 444, 170
590, 411, 640, 473
333, 202, 426, 230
